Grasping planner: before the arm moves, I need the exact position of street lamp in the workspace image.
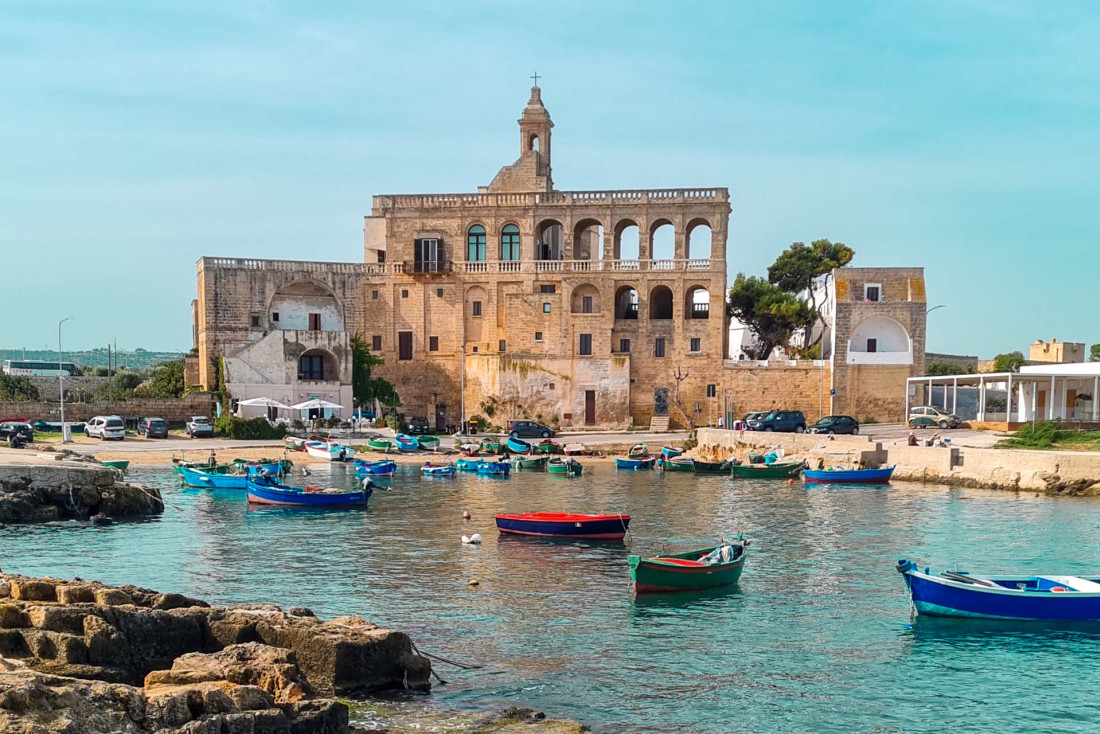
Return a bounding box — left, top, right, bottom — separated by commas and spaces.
58, 317, 74, 443
926, 305, 946, 316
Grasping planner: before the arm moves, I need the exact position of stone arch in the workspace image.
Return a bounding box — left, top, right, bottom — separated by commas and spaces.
268, 279, 344, 332
297, 348, 338, 382
499, 223, 522, 261
650, 219, 675, 261
570, 283, 602, 314
848, 315, 911, 355
614, 219, 640, 260
529, 133, 540, 152
572, 218, 603, 261
686, 218, 713, 260
649, 285, 673, 320
614, 285, 639, 320
536, 219, 564, 261
685, 285, 710, 319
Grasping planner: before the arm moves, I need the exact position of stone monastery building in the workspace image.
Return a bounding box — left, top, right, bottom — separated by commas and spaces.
193, 83, 925, 428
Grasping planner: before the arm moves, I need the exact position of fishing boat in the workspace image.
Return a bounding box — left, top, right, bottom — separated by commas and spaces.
304, 442, 356, 462
803, 465, 895, 484
896, 559, 1100, 621
417, 435, 441, 451
660, 445, 684, 459
616, 454, 656, 470
730, 461, 804, 479
246, 478, 370, 508
240, 461, 286, 476
628, 443, 649, 458
535, 439, 563, 455
172, 457, 229, 475
563, 442, 586, 456
495, 512, 630, 539
514, 455, 549, 471
455, 457, 481, 472
395, 434, 419, 452
354, 458, 396, 476
659, 457, 694, 472
458, 443, 481, 457
421, 462, 456, 476
692, 459, 731, 475
480, 438, 503, 454
547, 457, 583, 476
476, 460, 511, 476
284, 436, 307, 451
180, 467, 248, 489
506, 436, 531, 454
366, 437, 393, 452
101, 460, 129, 471
629, 539, 749, 594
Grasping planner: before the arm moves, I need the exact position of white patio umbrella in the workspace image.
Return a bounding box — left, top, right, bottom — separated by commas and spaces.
236, 397, 291, 409
290, 398, 344, 411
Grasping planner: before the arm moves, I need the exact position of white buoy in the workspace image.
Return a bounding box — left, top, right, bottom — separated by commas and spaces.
461, 534, 482, 545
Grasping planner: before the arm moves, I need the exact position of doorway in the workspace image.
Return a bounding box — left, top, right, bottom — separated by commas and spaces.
654, 388, 669, 416
585, 390, 596, 426
436, 404, 447, 433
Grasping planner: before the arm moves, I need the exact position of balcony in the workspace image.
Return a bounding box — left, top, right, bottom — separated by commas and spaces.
455, 259, 714, 275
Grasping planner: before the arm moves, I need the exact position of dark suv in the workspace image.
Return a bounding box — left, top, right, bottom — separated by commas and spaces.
747, 410, 807, 433
808, 415, 860, 435
0, 422, 34, 442
141, 417, 169, 439
406, 416, 431, 435
508, 420, 554, 439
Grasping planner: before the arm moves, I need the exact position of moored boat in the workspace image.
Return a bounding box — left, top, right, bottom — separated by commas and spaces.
101, 460, 129, 471
506, 436, 531, 454
458, 443, 481, 457
180, 467, 248, 489
421, 462, 456, 476
628, 443, 649, 458
284, 436, 306, 451
563, 442, 586, 456
304, 442, 356, 462
730, 461, 804, 479
616, 455, 656, 470
692, 459, 731, 474
514, 455, 549, 471
896, 559, 1100, 620
660, 445, 684, 459
417, 435, 441, 451
803, 465, 894, 484
629, 539, 749, 594
395, 434, 419, 452
246, 477, 370, 507
495, 512, 630, 539
455, 457, 481, 472
367, 437, 393, 452
547, 457, 583, 476
476, 459, 511, 476
535, 439, 563, 454
659, 457, 694, 472
354, 458, 396, 476
480, 439, 503, 454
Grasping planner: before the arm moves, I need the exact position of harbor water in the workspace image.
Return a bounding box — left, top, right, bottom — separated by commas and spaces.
4, 463, 1100, 733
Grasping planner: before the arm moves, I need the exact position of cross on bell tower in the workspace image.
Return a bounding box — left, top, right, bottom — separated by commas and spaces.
518, 74, 553, 187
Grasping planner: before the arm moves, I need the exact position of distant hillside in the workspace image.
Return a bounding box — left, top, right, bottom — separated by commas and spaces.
0, 348, 187, 372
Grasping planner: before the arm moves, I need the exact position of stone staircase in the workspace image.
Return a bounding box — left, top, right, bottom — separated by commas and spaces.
648, 416, 670, 432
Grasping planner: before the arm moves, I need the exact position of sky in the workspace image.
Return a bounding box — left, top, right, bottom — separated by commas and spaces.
2, 0, 1098, 356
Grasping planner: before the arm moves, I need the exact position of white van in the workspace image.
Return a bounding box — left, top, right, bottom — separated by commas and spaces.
85, 415, 126, 440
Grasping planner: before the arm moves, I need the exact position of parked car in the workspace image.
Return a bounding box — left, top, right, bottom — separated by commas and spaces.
808, 415, 861, 435
746, 410, 807, 433
85, 415, 125, 441
186, 416, 215, 438
406, 416, 431, 435
742, 411, 769, 424
0, 421, 34, 442
508, 420, 555, 439
141, 417, 169, 439
908, 406, 961, 429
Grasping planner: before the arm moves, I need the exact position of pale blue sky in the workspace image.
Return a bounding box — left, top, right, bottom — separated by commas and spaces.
3, 0, 1098, 356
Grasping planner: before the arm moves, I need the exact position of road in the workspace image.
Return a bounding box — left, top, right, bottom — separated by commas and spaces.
860, 423, 1007, 448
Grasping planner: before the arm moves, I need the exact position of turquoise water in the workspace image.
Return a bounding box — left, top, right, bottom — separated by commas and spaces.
5, 464, 1100, 732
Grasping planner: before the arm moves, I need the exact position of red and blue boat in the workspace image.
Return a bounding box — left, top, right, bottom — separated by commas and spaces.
803, 465, 895, 484
896, 559, 1100, 621
494, 512, 630, 540
246, 477, 371, 507
354, 458, 396, 476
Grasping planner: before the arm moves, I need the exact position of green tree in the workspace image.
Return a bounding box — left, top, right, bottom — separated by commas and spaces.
351, 334, 399, 409
727, 274, 812, 359
767, 239, 854, 351
993, 351, 1027, 373
133, 360, 186, 398
1090, 344, 1100, 362
0, 373, 40, 401
926, 360, 960, 376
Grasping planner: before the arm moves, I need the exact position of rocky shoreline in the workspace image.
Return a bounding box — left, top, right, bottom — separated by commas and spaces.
0, 574, 586, 733
0, 460, 164, 524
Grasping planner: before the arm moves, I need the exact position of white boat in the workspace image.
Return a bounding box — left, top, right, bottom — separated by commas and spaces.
564, 442, 586, 455
304, 441, 356, 462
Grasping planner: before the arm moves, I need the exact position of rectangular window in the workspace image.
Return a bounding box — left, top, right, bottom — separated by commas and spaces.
401, 289, 409, 299
654, 338, 666, 358
271, 312, 279, 323
619, 338, 631, 353
499, 340, 506, 352
535, 332, 543, 342
299, 354, 324, 381
398, 331, 414, 361
308, 313, 321, 331
707, 384, 717, 398
540, 284, 556, 294
429, 336, 439, 351
579, 334, 593, 356
472, 345, 478, 353
472, 301, 482, 317
250, 315, 260, 328
690, 338, 701, 353
865, 284, 881, 302
867, 338, 878, 353
371, 335, 382, 351
377, 250, 385, 263
372, 290, 379, 300
414, 238, 442, 273
543, 303, 551, 313
436, 288, 443, 298
582, 296, 593, 313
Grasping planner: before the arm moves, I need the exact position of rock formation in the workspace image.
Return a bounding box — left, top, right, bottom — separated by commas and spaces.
0, 463, 163, 523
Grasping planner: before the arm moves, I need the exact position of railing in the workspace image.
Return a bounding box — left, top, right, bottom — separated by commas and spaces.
374, 188, 729, 211
690, 303, 710, 319
204, 257, 717, 276
199, 257, 365, 274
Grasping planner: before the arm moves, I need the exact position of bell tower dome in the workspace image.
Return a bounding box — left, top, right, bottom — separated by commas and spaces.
486, 77, 555, 193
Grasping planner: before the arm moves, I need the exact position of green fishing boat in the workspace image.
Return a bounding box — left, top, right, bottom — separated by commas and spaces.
660, 457, 695, 472
547, 457, 583, 476
629, 539, 749, 594
417, 435, 441, 451
101, 460, 129, 471
480, 439, 503, 454
367, 438, 392, 452
514, 455, 549, 471
692, 459, 731, 474
535, 439, 563, 454
729, 461, 804, 479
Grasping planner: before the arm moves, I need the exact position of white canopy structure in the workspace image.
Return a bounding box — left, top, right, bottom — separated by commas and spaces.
236, 397, 291, 409
291, 398, 344, 411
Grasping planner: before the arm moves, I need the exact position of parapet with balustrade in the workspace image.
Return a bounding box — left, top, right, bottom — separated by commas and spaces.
372, 187, 730, 213
199, 256, 722, 277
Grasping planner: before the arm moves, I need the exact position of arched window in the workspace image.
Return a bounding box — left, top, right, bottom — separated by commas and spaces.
649, 286, 673, 320
466, 226, 487, 262
530, 134, 540, 152
500, 225, 521, 261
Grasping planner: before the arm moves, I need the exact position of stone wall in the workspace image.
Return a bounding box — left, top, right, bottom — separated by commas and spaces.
0, 393, 215, 424
28, 376, 109, 402
720, 361, 832, 423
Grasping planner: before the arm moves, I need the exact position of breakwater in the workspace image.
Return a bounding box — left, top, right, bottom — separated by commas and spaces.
0, 458, 164, 523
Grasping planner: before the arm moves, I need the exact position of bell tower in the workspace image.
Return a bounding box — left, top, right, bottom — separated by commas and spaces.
519, 74, 553, 183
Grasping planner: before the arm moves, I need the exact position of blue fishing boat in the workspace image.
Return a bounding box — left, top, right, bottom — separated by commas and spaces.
354, 459, 396, 476
455, 458, 481, 472
896, 559, 1100, 621
243, 461, 285, 476
395, 434, 419, 452
803, 466, 895, 484
181, 467, 248, 489
246, 478, 370, 508
506, 436, 531, 454
495, 512, 630, 540
476, 459, 511, 476
421, 462, 456, 476
616, 455, 656, 470
661, 445, 684, 459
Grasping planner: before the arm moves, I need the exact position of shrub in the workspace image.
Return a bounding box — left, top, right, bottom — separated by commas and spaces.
1001, 421, 1059, 449
215, 415, 287, 440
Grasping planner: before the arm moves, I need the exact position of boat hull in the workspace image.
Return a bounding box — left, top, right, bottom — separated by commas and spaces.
547, 460, 582, 476
616, 456, 655, 470
354, 459, 396, 476
366, 439, 392, 452
101, 460, 129, 471
421, 464, 456, 476
506, 437, 531, 454
304, 443, 356, 462
515, 455, 548, 471
630, 545, 747, 594
417, 436, 441, 451
495, 513, 630, 540
455, 458, 480, 471
476, 461, 511, 476
480, 440, 503, 454
730, 462, 804, 479
660, 446, 683, 458
660, 458, 694, 472
804, 466, 894, 483
181, 468, 247, 489
394, 434, 419, 452
692, 460, 730, 474
246, 480, 369, 507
